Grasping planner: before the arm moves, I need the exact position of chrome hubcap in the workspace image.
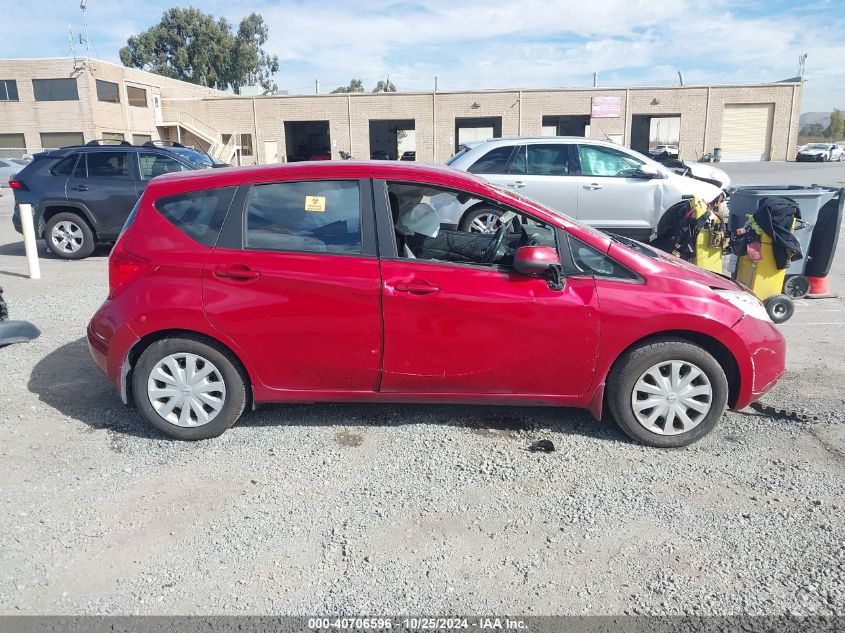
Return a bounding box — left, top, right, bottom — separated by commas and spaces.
772, 302, 788, 317
51, 221, 83, 253
147, 353, 226, 427
469, 213, 502, 234
631, 360, 713, 435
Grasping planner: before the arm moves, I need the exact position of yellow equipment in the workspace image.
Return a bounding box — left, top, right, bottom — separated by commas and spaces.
690, 197, 724, 274
733, 219, 795, 323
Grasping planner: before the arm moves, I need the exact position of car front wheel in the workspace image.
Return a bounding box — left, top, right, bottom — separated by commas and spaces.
606, 338, 729, 447
132, 336, 248, 440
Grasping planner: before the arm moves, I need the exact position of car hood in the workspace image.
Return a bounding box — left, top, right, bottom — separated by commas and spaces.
611, 240, 740, 291
684, 163, 731, 188
666, 171, 725, 202
799, 149, 827, 155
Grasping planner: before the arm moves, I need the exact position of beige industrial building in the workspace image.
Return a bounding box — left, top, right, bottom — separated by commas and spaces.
1, 57, 802, 166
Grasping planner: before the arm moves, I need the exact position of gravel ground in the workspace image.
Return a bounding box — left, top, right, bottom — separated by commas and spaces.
0, 163, 844, 617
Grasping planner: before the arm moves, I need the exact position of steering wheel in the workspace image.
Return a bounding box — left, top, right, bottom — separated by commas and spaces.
481, 213, 516, 263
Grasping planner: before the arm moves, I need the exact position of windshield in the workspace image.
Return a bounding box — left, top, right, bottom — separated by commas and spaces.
168, 147, 227, 168
806, 144, 830, 150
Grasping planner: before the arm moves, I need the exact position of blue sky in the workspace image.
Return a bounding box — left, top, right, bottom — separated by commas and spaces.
3, 0, 843, 111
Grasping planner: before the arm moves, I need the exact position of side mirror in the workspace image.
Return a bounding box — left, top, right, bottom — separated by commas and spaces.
514, 246, 561, 276
635, 164, 661, 179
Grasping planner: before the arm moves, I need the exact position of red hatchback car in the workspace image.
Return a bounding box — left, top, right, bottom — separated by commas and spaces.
87, 161, 785, 447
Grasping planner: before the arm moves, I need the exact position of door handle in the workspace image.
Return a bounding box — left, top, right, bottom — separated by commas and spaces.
214, 265, 260, 280
392, 281, 440, 295
71, 185, 89, 192
583, 183, 603, 191
508, 181, 526, 189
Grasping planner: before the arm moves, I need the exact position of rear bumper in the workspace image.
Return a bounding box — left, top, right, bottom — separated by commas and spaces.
87, 301, 140, 402
723, 315, 786, 410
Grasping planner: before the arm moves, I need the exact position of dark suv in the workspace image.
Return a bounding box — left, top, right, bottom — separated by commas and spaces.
9, 141, 227, 259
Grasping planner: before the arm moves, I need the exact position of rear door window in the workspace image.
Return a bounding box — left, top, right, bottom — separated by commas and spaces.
82, 152, 132, 179
245, 180, 361, 255
467, 146, 515, 174
526, 144, 570, 175
154, 186, 237, 247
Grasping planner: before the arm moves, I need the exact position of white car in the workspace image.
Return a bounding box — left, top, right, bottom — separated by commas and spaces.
796, 143, 843, 162
648, 144, 679, 158
445, 137, 726, 243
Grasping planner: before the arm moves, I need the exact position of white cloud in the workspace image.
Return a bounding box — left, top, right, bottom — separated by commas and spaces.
2, 0, 843, 110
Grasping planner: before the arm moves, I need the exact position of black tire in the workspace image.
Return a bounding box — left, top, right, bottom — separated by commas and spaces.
132, 336, 248, 440
45, 212, 96, 260
459, 206, 505, 234
606, 338, 729, 448
783, 275, 810, 299
764, 294, 794, 324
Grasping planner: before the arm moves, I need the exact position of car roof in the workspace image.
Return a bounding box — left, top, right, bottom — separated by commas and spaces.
460, 136, 625, 150
145, 160, 578, 231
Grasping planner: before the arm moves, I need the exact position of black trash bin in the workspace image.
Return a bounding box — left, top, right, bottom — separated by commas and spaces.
728, 185, 842, 276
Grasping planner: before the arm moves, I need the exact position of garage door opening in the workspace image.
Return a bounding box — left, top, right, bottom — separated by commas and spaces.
720, 104, 774, 162
368, 119, 416, 160
630, 115, 681, 156
455, 117, 502, 152
541, 115, 590, 137
284, 121, 331, 162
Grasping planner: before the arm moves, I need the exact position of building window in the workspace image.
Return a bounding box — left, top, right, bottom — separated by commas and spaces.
0, 80, 18, 101
0, 133, 26, 150
133, 134, 152, 146
95, 79, 120, 103
127, 85, 147, 107
223, 133, 254, 156
32, 78, 79, 101
101, 132, 125, 144
40, 132, 84, 149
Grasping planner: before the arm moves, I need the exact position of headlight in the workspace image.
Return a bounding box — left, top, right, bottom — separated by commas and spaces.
714, 289, 771, 322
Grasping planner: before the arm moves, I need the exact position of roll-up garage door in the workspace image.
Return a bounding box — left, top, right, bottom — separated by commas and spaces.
720, 104, 774, 161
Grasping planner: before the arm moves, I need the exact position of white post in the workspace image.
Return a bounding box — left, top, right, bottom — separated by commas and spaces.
18, 204, 41, 280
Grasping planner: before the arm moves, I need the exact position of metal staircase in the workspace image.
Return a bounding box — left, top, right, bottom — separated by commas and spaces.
159, 106, 239, 164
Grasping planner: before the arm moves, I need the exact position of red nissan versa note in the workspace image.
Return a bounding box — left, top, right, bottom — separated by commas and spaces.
87, 161, 786, 447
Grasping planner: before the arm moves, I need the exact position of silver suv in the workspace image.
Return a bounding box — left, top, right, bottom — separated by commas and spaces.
446, 137, 726, 242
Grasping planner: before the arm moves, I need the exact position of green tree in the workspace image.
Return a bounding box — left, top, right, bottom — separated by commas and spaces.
800, 123, 825, 136
331, 79, 365, 93
372, 79, 397, 93
119, 7, 279, 94
824, 109, 844, 138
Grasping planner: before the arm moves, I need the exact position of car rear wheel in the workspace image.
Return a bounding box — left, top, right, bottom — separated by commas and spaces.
45, 212, 95, 260
132, 336, 248, 440
606, 338, 729, 447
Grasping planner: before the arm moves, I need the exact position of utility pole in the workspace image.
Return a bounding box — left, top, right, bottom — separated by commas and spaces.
315, 79, 320, 95
593, 72, 598, 87
434, 75, 438, 92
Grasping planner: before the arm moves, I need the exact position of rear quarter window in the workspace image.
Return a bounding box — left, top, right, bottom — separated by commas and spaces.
154, 186, 237, 247
50, 154, 78, 177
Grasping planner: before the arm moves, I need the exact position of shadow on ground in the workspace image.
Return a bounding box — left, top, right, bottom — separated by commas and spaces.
0, 240, 112, 259
29, 337, 628, 444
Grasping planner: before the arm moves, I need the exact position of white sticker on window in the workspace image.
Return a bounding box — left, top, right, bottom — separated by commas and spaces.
304, 196, 326, 212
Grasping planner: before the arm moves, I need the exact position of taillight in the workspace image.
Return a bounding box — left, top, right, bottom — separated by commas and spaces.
108, 236, 150, 299
8, 179, 27, 191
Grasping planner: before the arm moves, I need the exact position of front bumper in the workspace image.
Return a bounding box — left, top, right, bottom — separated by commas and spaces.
796, 154, 825, 162
725, 315, 786, 409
